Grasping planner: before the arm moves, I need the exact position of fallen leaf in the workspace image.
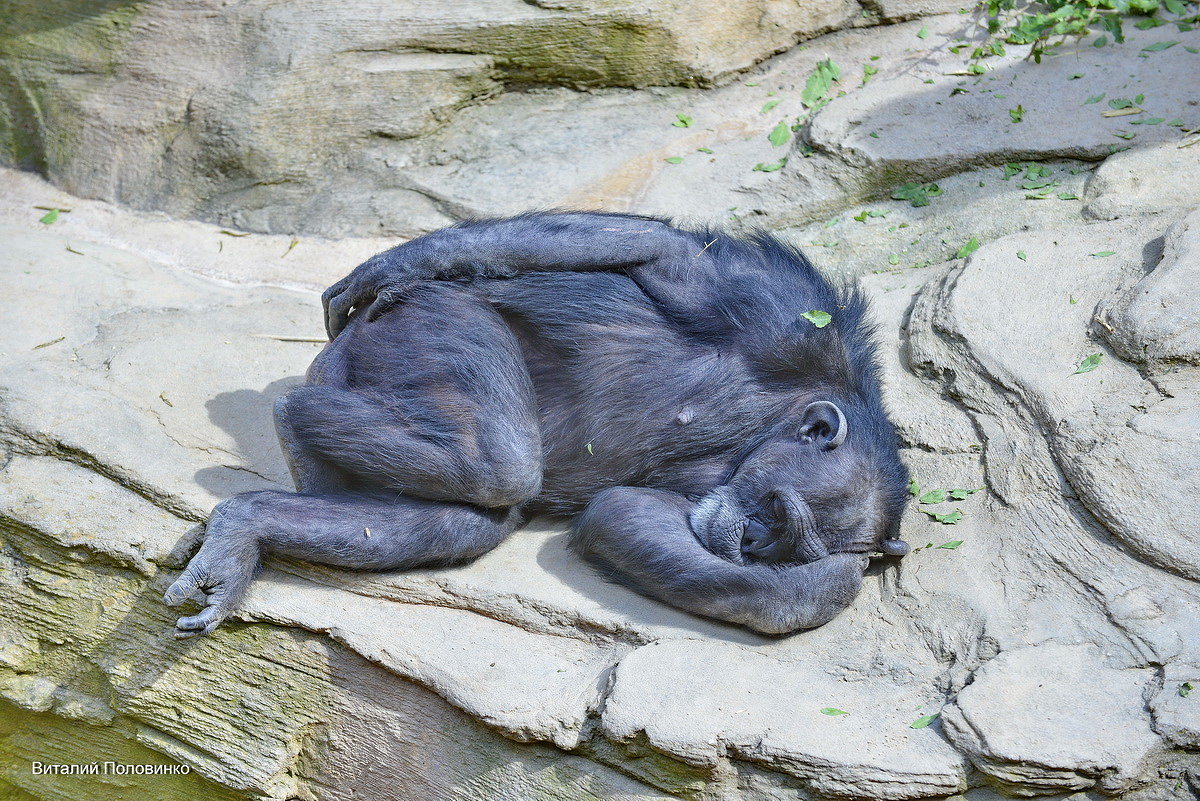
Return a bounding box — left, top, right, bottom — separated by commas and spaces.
1073, 353, 1103, 374
800, 310, 832, 328
922, 509, 963, 524
753, 158, 788, 173
768, 120, 791, 147
956, 237, 981, 259
910, 714, 939, 729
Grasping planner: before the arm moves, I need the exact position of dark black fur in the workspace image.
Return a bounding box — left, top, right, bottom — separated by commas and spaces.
165, 212, 909, 636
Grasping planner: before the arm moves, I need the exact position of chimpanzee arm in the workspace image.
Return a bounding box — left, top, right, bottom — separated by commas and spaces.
323, 212, 697, 336
571, 487, 867, 634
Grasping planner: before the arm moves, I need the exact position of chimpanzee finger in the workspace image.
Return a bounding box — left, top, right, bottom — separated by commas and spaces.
365, 287, 407, 322
173, 589, 233, 637
325, 289, 362, 338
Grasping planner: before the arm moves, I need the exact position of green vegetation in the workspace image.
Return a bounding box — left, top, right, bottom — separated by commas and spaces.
979, 0, 1200, 62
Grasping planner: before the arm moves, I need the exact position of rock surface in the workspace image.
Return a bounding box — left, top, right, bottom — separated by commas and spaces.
3, 5, 1200, 801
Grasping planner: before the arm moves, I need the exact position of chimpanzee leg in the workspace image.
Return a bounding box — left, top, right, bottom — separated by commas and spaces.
165, 490, 524, 637
570, 487, 867, 635
165, 283, 541, 637
278, 282, 543, 508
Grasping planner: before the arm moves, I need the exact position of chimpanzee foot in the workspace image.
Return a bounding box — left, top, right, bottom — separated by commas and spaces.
164, 499, 261, 637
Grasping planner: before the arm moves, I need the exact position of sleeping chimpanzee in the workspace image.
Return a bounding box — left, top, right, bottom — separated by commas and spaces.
165, 211, 911, 637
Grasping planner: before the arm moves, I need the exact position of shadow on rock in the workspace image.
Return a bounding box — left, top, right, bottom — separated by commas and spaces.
193, 376, 303, 498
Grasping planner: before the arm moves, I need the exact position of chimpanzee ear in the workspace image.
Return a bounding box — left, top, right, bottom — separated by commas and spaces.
798, 401, 848, 449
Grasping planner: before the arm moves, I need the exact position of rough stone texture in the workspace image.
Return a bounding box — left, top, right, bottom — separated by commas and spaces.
0, 0, 861, 238
1084, 141, 1200, 221
942, 644, 1159, 794
3, 6, 1200, 800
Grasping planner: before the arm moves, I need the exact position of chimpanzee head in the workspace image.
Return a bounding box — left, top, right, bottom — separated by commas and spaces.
689, 398, 911, 565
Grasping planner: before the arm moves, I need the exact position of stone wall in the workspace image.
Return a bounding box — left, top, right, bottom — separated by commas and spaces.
2, 2, 1199, 799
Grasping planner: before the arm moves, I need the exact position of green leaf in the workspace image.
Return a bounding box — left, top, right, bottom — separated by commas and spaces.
1143, 40, 1179, 51
888, 253, 901, 265
922, 509, 963, 524
585, 442, 594, 455
1003, 162, 1022, 179
891, 182, 943, 207
956, 237, 981, 259
761, 99, 781, 114
1009, 105, 1024, 123
948, 488, 983, 500
1057, 192, 1080, 200
908, 478, 921, 497
917, 25, 930, 39
1094, 34, 1109, 47
937, 540, 964, 550
39, 209, 59, 224
1084, 93, 1105, 105
664, 156, 684, 164
1017, 250, 1028, 261
753, 157, 788, 173
821, 707, 849, 716
863, 64, 878, 84
801, 309, 833, 328
1073, 353, 1103, 374
1069, 72, 1084, 79
697, 147, 715, 154
1129, 117, 1166, 125
919, 489, 947, 504
673, 113, 694, 128
768, 120, 791, 147
1091, 251, 1116, 257
910, 714, 939, 729
801, 59, 841, 109
1113, 131, 1136, 140
1181, 682, 1194, 698
967, 63, 987, 74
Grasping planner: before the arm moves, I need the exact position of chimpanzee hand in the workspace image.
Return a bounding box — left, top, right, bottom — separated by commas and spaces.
322, 246, 422, 338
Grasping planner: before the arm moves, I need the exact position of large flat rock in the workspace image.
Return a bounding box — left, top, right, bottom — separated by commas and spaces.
942, 644, 1158, 794
3, 154, 1200, 799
